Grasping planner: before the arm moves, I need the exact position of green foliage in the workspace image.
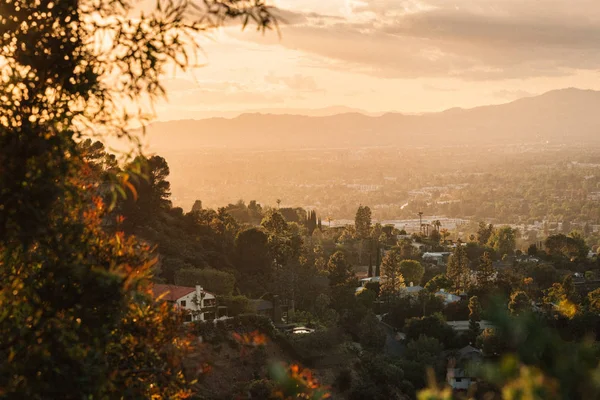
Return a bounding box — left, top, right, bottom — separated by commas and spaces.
399, 259, 425, 286
327, 251, 354, 287
288, 328, 344, 359
262, 210, 289, 236
488, 226, 518, 257
544, 232, 589, 260
588, 288, 600, 312
404, 315, 456, 348
384, 293, 444, 330
476, 251, 496, 288
446, 244, 471, 291
348, 354, 407, 400
402, 335, 445, 389
508, 291, 532, 315
233, 227, 273, 296
380, 248, 406, 299
469, 296, 482, 321
0, 0, 276, 397
175, 268, 236, 296
218, 295, 252, 316
477, 222, 495, 246
357, 312, 386, 352
355, 205, 372, 239
424, 274, 452, 293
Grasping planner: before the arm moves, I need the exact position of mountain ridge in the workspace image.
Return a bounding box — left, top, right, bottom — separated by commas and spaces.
145, 88, 600, 150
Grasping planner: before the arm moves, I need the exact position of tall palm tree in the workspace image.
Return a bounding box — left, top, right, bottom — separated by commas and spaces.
433, 220, 442, 232
276, 199, 281, 209
326, 216, 333, 227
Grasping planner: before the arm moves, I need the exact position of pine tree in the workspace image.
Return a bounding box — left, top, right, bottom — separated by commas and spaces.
467, 296, 482, 344
477, 251, 495, 287
355, 205, 372, 239
380, 249, 406, 301
447, 243, 471, 291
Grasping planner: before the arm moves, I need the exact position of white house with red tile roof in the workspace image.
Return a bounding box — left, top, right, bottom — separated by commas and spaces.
152, 284, 218, 322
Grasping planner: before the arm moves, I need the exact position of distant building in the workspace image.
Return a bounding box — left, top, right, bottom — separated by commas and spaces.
152, 284, 218, 323
436, 289, 461, 305
423, 252, 452, 265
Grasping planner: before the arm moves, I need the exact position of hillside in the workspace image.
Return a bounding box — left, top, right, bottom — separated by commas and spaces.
144, 88, 600, 150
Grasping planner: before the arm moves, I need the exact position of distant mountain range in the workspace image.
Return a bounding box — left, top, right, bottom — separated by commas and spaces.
144, 88, 600, 150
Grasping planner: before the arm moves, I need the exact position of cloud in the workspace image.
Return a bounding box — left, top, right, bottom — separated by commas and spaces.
234, 0, 600, 80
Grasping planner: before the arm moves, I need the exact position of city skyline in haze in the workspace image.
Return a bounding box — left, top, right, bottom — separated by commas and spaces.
151, 0, 600, 121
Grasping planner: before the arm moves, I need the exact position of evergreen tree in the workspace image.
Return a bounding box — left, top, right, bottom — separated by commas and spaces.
355, 205, 372, 239
477, 222, 494, 246
467, 296, 482, 344
327, 251, 354, 287
446, 243, 471, 291
191, 199, 203, 212
476, 251, 495, 287
380, 249, 406, 300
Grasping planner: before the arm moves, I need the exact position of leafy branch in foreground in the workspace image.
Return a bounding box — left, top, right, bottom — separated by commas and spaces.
0, 0, 277, 398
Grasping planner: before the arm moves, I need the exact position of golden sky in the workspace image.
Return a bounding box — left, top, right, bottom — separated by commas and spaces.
153, 0, 600, 120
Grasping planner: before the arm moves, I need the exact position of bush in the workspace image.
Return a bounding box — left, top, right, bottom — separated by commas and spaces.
218, 295, 252, 316
289, 327, 344, 358
358, 312, 386, 352
404, 314, 456, 348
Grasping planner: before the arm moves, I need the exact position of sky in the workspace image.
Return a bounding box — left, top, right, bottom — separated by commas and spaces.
152, 0, 600, 120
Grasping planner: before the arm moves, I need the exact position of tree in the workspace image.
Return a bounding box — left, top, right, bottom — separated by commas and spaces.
375, 245, 382, 276
355, 205, 372, 239
508, 291, 531, 315
477, 222, 494, 246
476, 328, 506, 357
424, 274, 452, 293
121, 155, 173, 232
588, 288, 600, 313
399, 260, 425, 286
489, 226, 517, 257
327, 251, 354, 287
192, 200, 203, 213
174, 268, 236, 296
380, 249, 406, 299
467, 296, 482, 344
404, 315, 456, 348
527, 243, 538, 256
261, 210, 288, 235
469, 296, 482, 321
0, 0, 276, 397
358, 312, 386, 351
476, 252, 495, 287
446, 244, 471, 291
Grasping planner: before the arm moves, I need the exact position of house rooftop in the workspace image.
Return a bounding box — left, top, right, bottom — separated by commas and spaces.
405, 285, 424, 293
152, 284, 216, 302
152, 284, 195, 301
